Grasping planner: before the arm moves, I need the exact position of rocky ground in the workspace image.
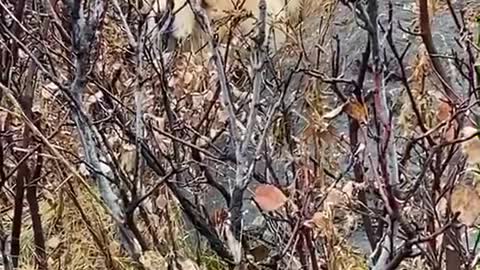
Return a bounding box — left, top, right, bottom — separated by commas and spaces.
196, 0, 480, 256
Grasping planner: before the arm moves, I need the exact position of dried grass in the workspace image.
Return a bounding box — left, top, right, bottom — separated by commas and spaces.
15, 185, 135, 270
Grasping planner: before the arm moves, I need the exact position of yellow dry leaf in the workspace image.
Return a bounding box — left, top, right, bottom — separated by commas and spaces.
451, 184, 480, 226
344, 98, 368, 124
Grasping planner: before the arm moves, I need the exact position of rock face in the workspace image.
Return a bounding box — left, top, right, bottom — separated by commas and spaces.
186, 0, 480, 254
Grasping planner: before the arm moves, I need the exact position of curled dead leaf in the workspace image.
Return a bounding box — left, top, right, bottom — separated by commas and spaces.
42, 82, 59, 100
253, 184, 288, 212
85, 91, 104, 111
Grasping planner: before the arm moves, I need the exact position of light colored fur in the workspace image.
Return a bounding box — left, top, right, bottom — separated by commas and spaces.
147, 0, 305, 52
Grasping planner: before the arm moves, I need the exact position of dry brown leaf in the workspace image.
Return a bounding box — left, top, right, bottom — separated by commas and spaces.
344, 98, 368, 124
205, 89, 215, 101
254, 184, 288, 212
461, 127, 480, 164
444, 124, 457, 141
474, 182, 480, 197
436, 100, 452, 122
451, 184, 480, 226
218, 109, 229, 124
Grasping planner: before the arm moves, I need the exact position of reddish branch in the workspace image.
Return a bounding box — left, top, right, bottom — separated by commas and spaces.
11, 77, 47, 269
25, 115, 47, 270
10, 26, 49, 265
10, 132, 27, 268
